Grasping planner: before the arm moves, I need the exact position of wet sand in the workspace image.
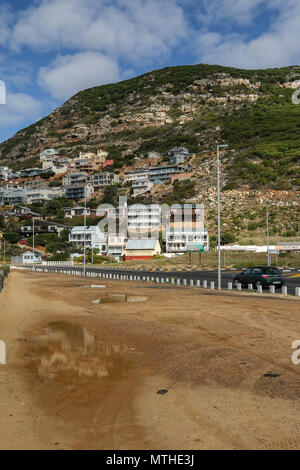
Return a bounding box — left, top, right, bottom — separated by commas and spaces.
1, 270, 300, 450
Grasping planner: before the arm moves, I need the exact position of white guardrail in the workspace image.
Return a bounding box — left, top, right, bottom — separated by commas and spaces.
10, 265, 300, 298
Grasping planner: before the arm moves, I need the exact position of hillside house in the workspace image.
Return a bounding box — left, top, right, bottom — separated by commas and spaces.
20, 220, 68, 237
65, 182, 94, 200
168, 147, 189, 165
93, 172, 119, 190
64, 207, 97, 218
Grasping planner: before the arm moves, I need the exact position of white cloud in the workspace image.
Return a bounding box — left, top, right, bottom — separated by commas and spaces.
0, 92, 43, 127
38, 51, 120, 100
196, 0, 267, 26
195, 0, 300, 68
11, 0, 188, 62
0, 5, 13, 46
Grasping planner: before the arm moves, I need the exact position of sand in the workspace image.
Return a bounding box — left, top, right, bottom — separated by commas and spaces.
0, 270, 300, 450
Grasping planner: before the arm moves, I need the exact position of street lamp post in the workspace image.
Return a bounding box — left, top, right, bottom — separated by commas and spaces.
217, 144, 228, 291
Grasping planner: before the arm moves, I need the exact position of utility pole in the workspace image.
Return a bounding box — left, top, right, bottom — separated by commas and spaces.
83, 187, 87, 277
266, 205, 270, 267
32, 217, 35, 271
217, 144, 228, 290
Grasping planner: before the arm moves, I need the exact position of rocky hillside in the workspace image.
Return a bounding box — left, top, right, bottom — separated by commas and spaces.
1, 63, 300, 193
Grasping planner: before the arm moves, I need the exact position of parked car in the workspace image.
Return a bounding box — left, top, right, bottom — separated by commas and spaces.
233, 267, 284, 290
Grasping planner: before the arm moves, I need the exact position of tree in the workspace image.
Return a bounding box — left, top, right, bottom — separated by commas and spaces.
221, 232, 236, 245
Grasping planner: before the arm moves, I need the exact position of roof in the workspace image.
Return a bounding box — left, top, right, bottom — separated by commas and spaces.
71, 225, 101, 233
126, 239, 159, 250
21, 251, 43, 257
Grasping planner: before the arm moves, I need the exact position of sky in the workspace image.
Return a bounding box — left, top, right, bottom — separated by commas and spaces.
0, 0, 299, 143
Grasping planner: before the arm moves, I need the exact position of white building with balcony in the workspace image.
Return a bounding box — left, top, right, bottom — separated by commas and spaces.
132, 178, 153, 197
166, 229, 209, 253
107, 235, 127, 260
69, 226, 107, 254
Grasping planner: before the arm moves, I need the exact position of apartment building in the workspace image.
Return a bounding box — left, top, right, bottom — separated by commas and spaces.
166, 229, 209, 253
124, 169, 150, 184
165, 204, 209, 253
93, 172, 119, 190
127, 204, 161, 235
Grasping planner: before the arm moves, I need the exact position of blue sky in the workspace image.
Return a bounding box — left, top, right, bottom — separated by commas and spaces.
0, 0, 299, 143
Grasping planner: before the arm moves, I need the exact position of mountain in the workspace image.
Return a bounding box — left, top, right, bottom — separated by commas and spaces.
1, 63, 300, 192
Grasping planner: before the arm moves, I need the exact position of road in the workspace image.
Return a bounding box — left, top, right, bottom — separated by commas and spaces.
25, 265, 300, 296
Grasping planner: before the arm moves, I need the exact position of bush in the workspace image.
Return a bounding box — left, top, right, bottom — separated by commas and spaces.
4, 232, 19, 244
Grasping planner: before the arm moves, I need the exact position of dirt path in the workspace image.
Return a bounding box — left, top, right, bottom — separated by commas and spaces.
1, 270, 300, 450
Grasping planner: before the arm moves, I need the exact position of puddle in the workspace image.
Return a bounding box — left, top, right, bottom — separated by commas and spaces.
95, 294, 148, 304
26, 321, 128, 380
22, 321, 145, 448
82, 285, 107, 289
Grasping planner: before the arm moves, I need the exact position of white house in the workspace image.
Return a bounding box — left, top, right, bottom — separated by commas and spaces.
11, 251, 43, 265
69, 226, 107, 254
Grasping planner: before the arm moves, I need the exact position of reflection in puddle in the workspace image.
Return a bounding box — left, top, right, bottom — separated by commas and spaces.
82, 285, 107, 289
98, 294, 148, 304
27, 322, 128, 380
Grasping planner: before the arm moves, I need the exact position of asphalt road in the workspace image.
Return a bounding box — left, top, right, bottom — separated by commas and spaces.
31, 265, 300, 296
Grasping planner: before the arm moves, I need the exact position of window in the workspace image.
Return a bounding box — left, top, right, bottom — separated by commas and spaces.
243, 268, 252, 275
252, 268, 263, 275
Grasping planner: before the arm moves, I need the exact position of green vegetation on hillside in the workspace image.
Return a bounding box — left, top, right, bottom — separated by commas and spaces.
223, 103, 300, 188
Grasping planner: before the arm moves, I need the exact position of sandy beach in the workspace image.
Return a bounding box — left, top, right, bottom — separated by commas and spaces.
1, 270, 300, 450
